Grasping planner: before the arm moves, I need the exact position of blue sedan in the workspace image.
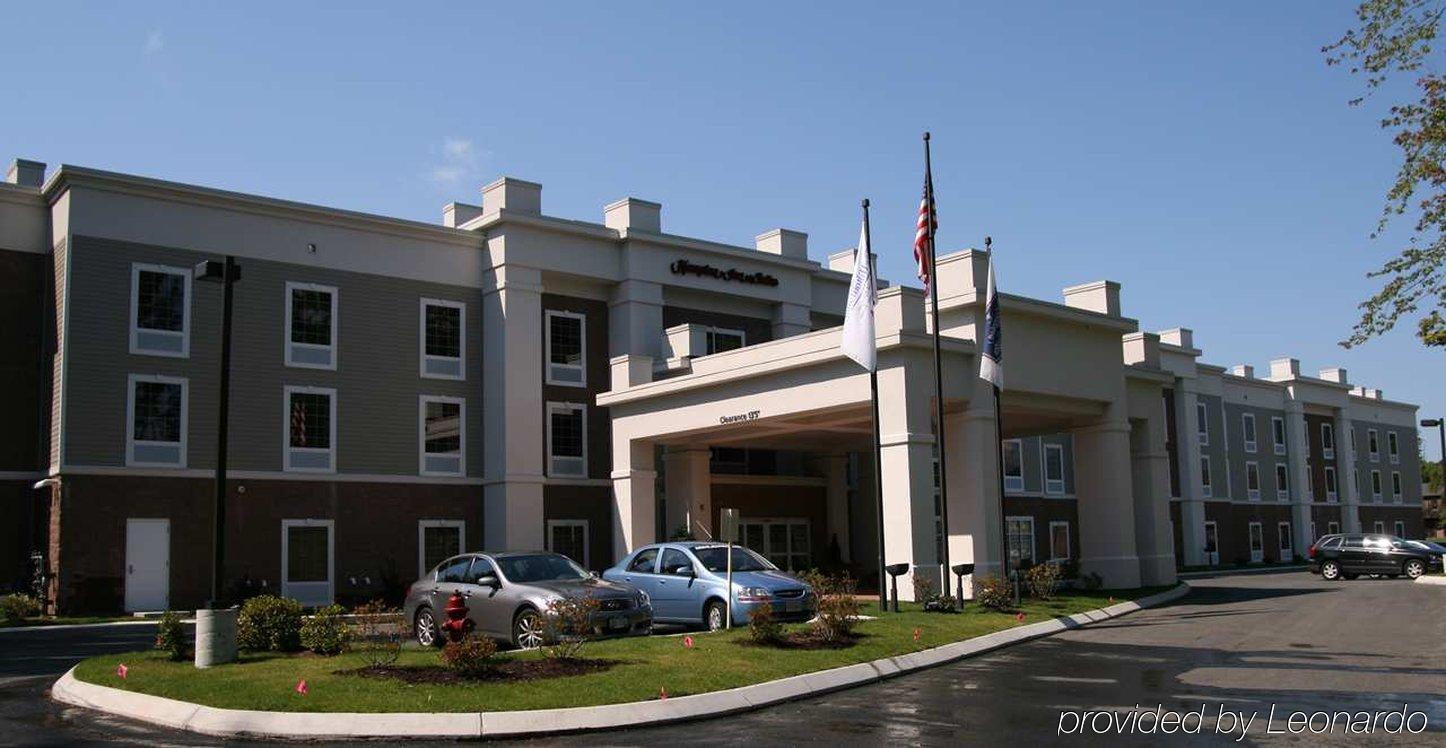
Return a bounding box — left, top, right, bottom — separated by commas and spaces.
604, 542, 815, 631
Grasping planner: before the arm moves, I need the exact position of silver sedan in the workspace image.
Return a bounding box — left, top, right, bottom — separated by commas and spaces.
403, 551, 652, 648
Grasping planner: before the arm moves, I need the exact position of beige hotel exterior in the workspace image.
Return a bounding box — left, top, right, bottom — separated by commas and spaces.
0, 157, 1425, 613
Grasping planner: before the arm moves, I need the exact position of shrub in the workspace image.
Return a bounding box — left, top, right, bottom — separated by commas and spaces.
799, 570, 860, 643
0, 593, 41, 624
441, 634, 499, 677
352, 600, 403, 668
154, 610, 188, 661
300, 604, 352, 655
540, 595, 600, 659
972, 574, 1013, 611
912, 575, 937, 604
1026, 562, 1063, 600
236, 595, 303, 652
747, 601, 782, 645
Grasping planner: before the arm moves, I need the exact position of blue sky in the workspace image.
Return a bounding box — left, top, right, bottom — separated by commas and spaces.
5, 2, 1442, 460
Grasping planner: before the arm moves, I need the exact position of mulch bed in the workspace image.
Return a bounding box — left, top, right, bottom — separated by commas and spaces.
739, 630, 861, 650
337, 658, 618, 685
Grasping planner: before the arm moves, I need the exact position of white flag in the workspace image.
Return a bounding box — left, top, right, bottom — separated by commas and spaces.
978, 255, 1003, 389
840, 220, 877, 371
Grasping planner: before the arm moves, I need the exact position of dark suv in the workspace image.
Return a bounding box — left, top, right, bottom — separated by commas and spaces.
1307, 533, 1443, 581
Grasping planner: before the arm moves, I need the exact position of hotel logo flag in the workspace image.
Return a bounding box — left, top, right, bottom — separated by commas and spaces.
979, 254, 1003, 390
841, 220, 877, 372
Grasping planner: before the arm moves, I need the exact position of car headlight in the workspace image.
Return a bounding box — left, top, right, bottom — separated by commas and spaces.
736, 587, 772, 602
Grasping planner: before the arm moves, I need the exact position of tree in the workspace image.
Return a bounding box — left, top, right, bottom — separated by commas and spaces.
1325, 1, 1446, 347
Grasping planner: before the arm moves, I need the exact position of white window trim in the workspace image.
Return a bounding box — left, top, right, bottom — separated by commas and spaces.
1241, 413, 1256, 454
1271, 416, 1286, 456
419, 298, 466, 381
1200, 455, 1212, 498
705, 326, 747, 355
1245, 461, 1261, 501
1048, 520, 1071, 561
1042, 443, 1065, 495
1391, 471, 1403, 503
1196, 402, 1209, 446
1005, 515, 1036, 565
1367, 428, 1380, 462
1274, 463, 1289, 501
1372, 520, 1385, 534
1203, 520, 1219, 565
284, 281, 338, 370
1370, 469, 1382, 502
544, 310, 587, 387
1324, 465, 1338, 502
281, 518, 334, 605
1321, 423, 1335, 460
418, 395, 465, 477
128, 263, 192, 359
545, 401, 587, 478
1277, 521, 1293, 557
1394, 520, 1406, 537
1002, 439, 1025, 493
1248, 522, 1264, 562
1387, 431, 1400, 464
417, 519, 465, 578
125, 373, 188, 468
283, 385, 337, 473
1327, 521, 1340, 535
546, 519, 590, 566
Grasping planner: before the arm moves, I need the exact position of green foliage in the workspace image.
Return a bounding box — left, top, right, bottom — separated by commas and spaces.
799, 570, 860, 643
154, 610, 188, 661
1025, 562, 1063, 600
351, 600, 403, 668
540, 595, 600, 659
236, 595, 303, 652
747, 601, 783, 645
440, 634, 499, 677
0, 593, 41, 623
971, 574, 1013, 611
299, 604, 352, 656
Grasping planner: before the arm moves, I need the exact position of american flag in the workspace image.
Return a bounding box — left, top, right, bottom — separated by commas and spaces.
914, 175, 937, 291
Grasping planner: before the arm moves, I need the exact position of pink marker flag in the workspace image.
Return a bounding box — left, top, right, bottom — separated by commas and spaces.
295, 679, 309, 695
659, 686, 668, 700
116, 664, 128, 679
1015, 612, 1026, 623
683, 635, 694, 649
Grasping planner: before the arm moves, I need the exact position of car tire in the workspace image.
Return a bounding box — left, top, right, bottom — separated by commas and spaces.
704, 600, 727, 632
1404, 559, 1426, 579
513, 608, 544, 650
415, 607, 441, 648
1320, 561, 1341, 581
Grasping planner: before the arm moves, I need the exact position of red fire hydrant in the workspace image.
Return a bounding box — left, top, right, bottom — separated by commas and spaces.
440, 591, 474, 642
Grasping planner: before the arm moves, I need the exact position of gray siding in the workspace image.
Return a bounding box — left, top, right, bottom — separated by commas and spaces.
1196, 394, 1230, 499
61, 235, 483, 476
1221, 402, 1290, 503
1351, 419, 1420, 504
1005, 434, 1075, 496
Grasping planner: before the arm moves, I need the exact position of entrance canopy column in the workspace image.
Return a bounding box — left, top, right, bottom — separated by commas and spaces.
822, 453, 851, 563
1333, 408, 1362, 533
876, 347, 940, 601
944, 379, 1002, 589
663, 446, 711, 540
1074, 409, 1143, 588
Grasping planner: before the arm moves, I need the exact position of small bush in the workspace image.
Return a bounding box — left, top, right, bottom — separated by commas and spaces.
236, 595, 303, 652
154, 610, 188, 661
911, 575, 936, 604
540, 595, 600, 659
300, 604, 352, 655
440, 634, 499, 677
0, 593, 41, 623
799, 570, 860, 643
972, 574, 1013, 611
747, 601, 783, 645
352, 600, 403, 668
1026, 562, 1063, 600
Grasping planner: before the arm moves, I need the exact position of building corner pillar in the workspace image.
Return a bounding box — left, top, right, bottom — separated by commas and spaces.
1074, 413, 1143, 588
663, 446, 712, 540
482, 264, 546, 552
1284, 401, 1313, 560
1176, 381, 1208, 566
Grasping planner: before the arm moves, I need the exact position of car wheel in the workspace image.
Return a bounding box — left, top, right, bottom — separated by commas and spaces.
415, 607, 440, 648
704, 600, 727, 632
513, 608, 544, 649
1320, 561, 1340, 581
1404, 559, 1426, 579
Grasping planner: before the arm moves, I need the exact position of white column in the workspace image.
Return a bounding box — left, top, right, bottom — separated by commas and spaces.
609, 280, 664, 358
482, 264, 545, 552
1131, 412, 1178, 585
823, 453, 851, 562
1284, 401, 1313, 559
875, 350, 938, 601
944, 380, 1002, 595
1334, 409, 1362, 533
663, 446, 712, 540
1175, 381, 1208, 566
612, 437, 657, 556
1074, 412, 1143, 588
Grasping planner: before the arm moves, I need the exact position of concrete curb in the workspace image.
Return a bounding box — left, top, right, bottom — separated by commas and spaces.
1413, 575, 1446, 586
0, 619, 194, 635
51, 583, 1191, 740
1176, 564, 1306, 579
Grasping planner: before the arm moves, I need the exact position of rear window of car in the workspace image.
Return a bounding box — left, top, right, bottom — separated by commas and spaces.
1318, 537, 1342, 550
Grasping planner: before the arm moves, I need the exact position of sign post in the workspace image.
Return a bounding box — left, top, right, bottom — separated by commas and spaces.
719, 508, 740, 630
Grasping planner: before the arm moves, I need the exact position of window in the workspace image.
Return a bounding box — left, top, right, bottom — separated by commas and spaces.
1271, 417, 1286, 455
1391, 472, 1402, 502
1324, 466, 1338, 501
547, 520, 589, 567
659, 547, 693, 576
420, 298, 465, 380
281, 519, 333, 607
627, 547, 659, 573
1370, 470, 1382, 502
705, 327, 746, 354
418, 520, 464, 578
546, 402, 586, 477
1196, 402, 1209, 446
1241, 413, 1257, 453
1321, 423, 1335, 460
1327, 521, 1340, 535
1049, 521, 1071, 561
1043, 443, 1065, 495
1310, 521, 1317, 542
740, 519, 811, 572
419, 396, 464, 476
1394, 520, 1406, 538
1274, 463, 1289, 501
285, 282, 337, 369
1245, 462, 1261, 501
1367, 429, 1379, 461
1277, 522, 1293, 558
1373, 520, 1385, 534
437, 556, 472, 582
1002, 440, 1024, 492
545, 310, 586, 386
1005, 516, 1036, 568
126, 374, 188, 467
1387, 432, 1399, 464
1200, 456, 1213, 498
284, 386, 336, 472
1248, 522, 1263, 562
129, 264, 190, 357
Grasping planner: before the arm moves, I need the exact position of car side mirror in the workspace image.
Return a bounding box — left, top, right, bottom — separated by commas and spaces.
475, 573, 500, 588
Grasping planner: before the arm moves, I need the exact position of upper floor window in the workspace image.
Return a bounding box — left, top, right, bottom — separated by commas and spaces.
705, 327, 746, 354
1196, 402, 1209, 446
1370, 469, 1382, 501
1324, 465, 1338, 501
1275, 463, 1289, 501
1321, 423, 1335, 460
1043, 443, 1065, 495
545, 310, 586, 387
1241, 413, 1257, 454
1387, 431, 1399, 464
1271, 417, 1286, 455
1002, 439, 1024, 493
419, 395, 465, 477
1245, 462, 1261, 501
285, 385, 335, 472
130, 264, 191, 357
420, 299, 465, 380
1367, 428, 1380, 461
1391, 471, 1403, 502
546, 402, 586, 477
285, 282, 337, 370
126, 374, 187, 467
1200, 456, 1213, 498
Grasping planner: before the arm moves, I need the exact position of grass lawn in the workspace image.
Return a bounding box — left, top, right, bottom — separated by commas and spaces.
73, 586, 1173, 713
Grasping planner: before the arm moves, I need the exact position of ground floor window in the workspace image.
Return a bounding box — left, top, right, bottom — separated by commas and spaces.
1048, 520, 1070, 561
281, 519, 333, 606
1373, 520, 1385, 534
418, 520, 464, 577
1277, 521, 1293, 559
1204, 521, 1219, 565
1005, 516, 1035, 568
1248, 522, 1263, 563
1394, 520, 1405, 538
547, 519, 590, 568
1327, 521, 1340, 535
741, 518, 810, 572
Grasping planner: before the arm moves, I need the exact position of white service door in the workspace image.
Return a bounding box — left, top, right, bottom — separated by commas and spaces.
125, 519, 170, 612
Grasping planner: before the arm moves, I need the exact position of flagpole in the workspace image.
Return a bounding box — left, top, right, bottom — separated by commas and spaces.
863, 198, 887, 613
986, 236, 1010, 587
923, 132, 952, 592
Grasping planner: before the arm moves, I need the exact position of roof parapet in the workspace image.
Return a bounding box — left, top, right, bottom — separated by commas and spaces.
482, 177, 542, 215
1158, 327, 1194, 350
1230, 364, 1254, 378
756, 228, 808, 260
442, 202, 483, 228
604, 197, 662, 233
1319, 367, 1349, 385
1062, 280, 1121, 317
5, 159, 44, 187
1269, 357, 1300, 380
1123, 331, 1161, 368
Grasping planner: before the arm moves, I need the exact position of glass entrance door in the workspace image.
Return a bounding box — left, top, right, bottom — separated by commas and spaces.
740, 519, 810, 571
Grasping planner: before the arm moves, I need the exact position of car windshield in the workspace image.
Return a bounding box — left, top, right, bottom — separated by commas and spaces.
693, 545, 775, 573
495, 553, 589, 583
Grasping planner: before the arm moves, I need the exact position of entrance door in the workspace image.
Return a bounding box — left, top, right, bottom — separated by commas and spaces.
740, 519, 810, 571
1248, 523, 1264, 563
124, 519, 170, 612
1203, 521, 1219, 566
282, 519, 334, 606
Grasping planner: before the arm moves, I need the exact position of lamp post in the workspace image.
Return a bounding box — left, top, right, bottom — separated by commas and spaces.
193, 256, 240, 668
1423, 418, 1444, 539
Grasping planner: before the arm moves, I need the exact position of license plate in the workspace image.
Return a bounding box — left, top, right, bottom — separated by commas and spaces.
608, 615, 628, 630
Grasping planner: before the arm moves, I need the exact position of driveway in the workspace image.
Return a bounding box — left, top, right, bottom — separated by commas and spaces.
3, 571, 1442, 745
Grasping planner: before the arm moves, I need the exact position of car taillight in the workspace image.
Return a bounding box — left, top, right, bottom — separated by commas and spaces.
1307, 546, 1316, 559
403, 583, 413, 599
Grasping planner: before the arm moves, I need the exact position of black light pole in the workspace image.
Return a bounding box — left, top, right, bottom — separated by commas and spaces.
1424, 418, 1445, 534
196, 256, 240, 608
